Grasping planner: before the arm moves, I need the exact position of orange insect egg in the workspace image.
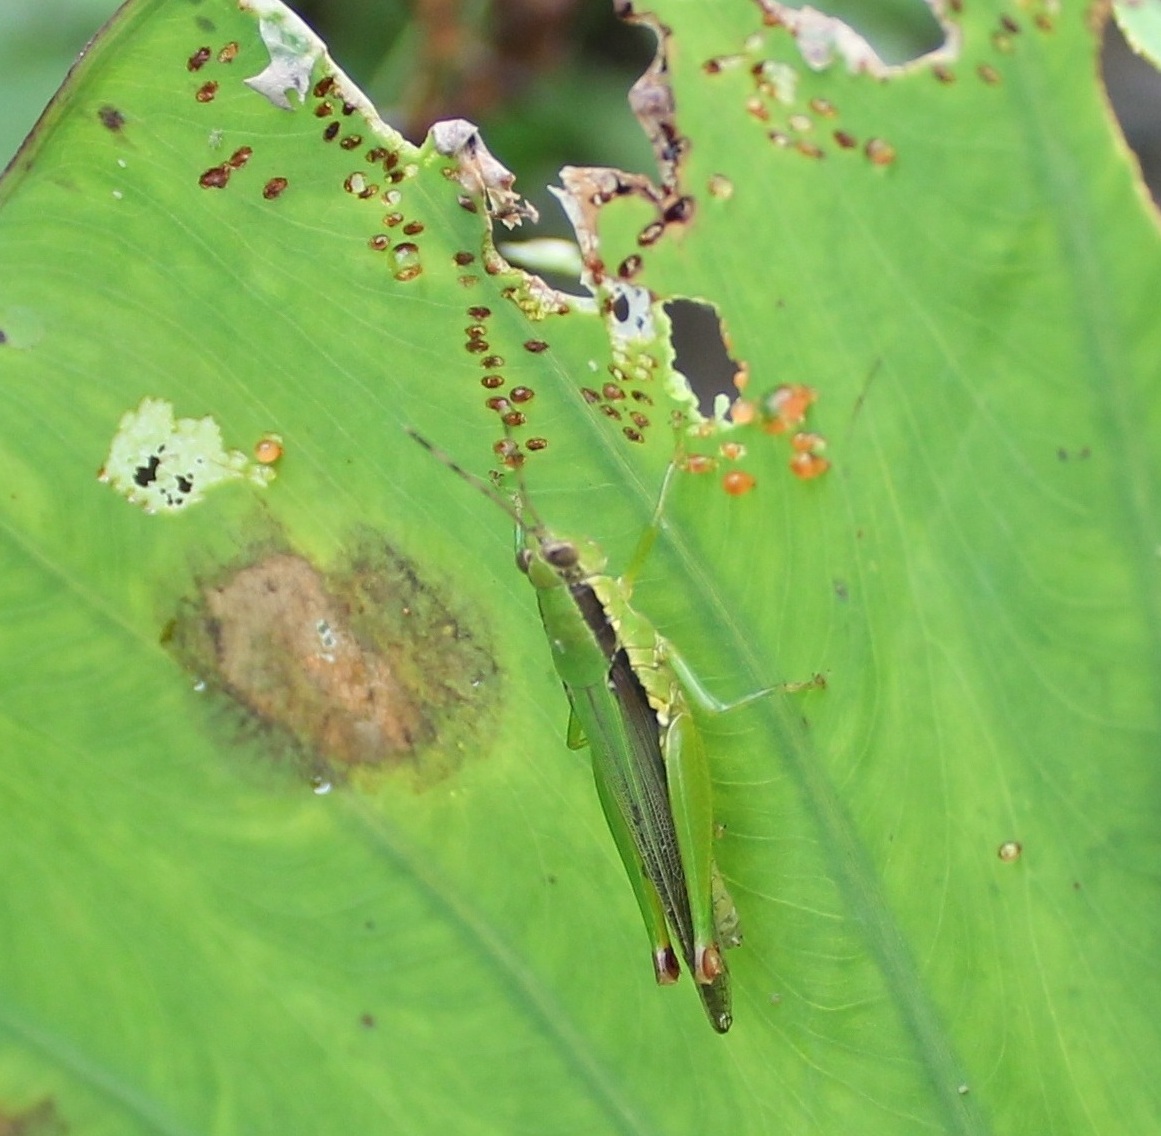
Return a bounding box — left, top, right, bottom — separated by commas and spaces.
682, 453, 718, 474
254, 434, 284, 463
789, 452, 830, 479
791, 430, 826, 453
762, 383, 818, 433
722, 470, 757, 496
730, 398, 757, 425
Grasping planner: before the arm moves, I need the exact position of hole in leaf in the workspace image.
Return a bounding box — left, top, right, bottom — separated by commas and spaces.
664, 299, 736, 415
1101, 18, 1161, 207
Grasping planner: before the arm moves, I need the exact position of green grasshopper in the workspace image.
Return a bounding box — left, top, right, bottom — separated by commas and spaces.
408, 430, 817, 1032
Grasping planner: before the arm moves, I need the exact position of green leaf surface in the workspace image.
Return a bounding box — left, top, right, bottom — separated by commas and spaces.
1, 1, 1159, 1134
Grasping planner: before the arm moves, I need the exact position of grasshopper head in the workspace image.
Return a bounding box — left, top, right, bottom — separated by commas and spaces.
516, 527, 607, 589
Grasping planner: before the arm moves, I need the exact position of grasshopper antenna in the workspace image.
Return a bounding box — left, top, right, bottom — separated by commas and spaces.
403, 425, 548, 532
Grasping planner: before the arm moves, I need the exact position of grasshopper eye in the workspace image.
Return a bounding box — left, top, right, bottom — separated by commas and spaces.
544, 541, 579, 569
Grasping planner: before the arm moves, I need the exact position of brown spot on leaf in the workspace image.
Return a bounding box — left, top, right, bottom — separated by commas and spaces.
227, 146, 252, 169
168, 540, 497, 786
0, 1096, 67, 1136
315, 102, 334, 117
98, 105, 125, 131
323, 121, 340, 142
263, 177, 288, 199
187, 46, 211, 72
314, 76, 336, 98
195, 81, 219, 103
454, 251, 476, 266
199, 165, 230, 189
218, 41, 239, 63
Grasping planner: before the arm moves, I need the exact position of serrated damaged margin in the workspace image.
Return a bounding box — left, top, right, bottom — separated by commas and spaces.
754, 0, 961, 76
240, 0, 373, 117
548, 1, 962, 431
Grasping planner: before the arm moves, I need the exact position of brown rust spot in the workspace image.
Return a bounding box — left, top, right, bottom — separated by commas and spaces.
98, 105, 125, 131
227, 146, 252, 169
263, 177, 288, 199
195, 81, 219, 103
168, 540, 497, 785
199, 165, 230, 189
0, 1097, 66, 1136
188, 46, 211, 72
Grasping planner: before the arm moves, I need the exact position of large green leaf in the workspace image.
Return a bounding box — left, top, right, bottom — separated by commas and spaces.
1, 1, 1158, 1133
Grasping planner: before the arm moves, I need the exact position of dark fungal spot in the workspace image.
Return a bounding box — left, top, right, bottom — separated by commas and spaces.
580, 388, 600, 404
481, 355, 504, 369
834, 130, 857, 148
481, 375, 504, 389
502, 411, 526, 427
227, 146, 252, 169
323, 121, 340, 142
467, 306, 490, 320
618, 254, 643, 279
134, 453, 161, 487
199, 164, 230, 189
366, 147, 389, 162
339, 134, 363, 150
402, 221, 425, 236
631, 412, 650, 429
602, 383, 626, 401
600, 405, 623, 420
509, 387, 534, 403
98, 105, 125, 131
663, 196, 695, 224
342, 101, 358, 116
631, 390, 654, 405
314, 76, 336, 98
465, 340, 490, 354
623, 427, 645, 443
315, 102, 334, 117
195, 81, 219, 103
454, 251, 476, 266
263, 176, 289, 199
526, 437, 548, 452
638, 220, 665, 247
523, 340, 549, 354
187, 46, 212, 72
